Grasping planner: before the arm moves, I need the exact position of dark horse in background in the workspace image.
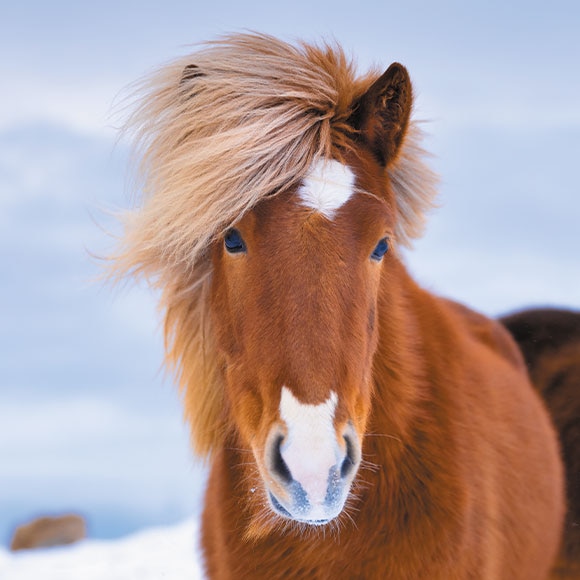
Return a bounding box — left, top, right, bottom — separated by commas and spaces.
502, 308, 580, 578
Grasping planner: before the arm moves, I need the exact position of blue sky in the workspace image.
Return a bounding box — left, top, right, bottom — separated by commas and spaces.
1, 0, 579, 544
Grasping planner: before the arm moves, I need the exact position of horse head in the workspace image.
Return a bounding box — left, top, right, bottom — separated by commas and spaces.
113, 34, 436, 531
208, 64, 412, 525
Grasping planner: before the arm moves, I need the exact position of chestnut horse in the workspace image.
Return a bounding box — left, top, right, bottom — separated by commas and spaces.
113, 34, 565, 578
501, 308, 580, 578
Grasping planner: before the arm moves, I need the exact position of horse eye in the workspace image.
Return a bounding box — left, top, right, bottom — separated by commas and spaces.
224, 229, 246, 254
370, 238, 389, 261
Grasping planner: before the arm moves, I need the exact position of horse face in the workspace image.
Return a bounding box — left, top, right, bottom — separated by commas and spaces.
210, 153, 394, 525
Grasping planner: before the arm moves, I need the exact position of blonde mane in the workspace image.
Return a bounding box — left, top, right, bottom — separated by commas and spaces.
111, 33, 438, 458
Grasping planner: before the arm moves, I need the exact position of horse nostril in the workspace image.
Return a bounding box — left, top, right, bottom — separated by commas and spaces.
341, 433, 357, 479
271, 435, 293, 483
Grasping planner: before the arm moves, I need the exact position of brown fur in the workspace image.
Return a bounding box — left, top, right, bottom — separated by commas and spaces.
502, 308, 580, 578
111, 34, 565, 578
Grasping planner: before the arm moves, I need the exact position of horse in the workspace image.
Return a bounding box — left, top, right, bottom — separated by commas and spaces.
111, 33, 565, 579
501, 308, 580, 578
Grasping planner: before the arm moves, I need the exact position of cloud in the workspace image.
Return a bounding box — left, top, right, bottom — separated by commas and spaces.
0, 68, 125, 137
0, 123, 163, 397
0, 394, 204, 541
0, 396, 189, 469
406, 123, 580, 315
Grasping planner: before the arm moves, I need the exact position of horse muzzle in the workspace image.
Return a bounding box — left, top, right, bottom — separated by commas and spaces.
261, 416, 361, 525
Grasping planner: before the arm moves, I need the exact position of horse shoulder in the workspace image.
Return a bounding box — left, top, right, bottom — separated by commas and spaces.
407, 291, 565, 578
440, 297, 526, 372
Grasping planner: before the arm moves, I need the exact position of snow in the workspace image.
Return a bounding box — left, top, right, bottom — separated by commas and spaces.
0, 518, 204, 580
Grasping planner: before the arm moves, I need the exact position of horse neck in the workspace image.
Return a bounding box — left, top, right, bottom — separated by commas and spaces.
364, 260, 441, 486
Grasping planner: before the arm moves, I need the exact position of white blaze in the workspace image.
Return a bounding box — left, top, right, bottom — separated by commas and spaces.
298, 159, 356, 219
279, 386, 339, 504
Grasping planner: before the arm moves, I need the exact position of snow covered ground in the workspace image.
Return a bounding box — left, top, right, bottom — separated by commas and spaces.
0, 518, 204, 580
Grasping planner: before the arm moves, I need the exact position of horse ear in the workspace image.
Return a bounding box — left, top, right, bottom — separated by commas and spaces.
352, 63, 413, 166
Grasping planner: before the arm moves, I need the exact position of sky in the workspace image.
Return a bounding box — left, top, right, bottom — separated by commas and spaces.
1, 0, 579, 546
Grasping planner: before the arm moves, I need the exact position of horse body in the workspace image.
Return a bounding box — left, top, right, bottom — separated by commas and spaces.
203, 267, 563, 579
113, 34, 565, 578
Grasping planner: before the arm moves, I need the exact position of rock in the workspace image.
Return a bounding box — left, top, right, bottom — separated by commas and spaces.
10, 514, 87, 551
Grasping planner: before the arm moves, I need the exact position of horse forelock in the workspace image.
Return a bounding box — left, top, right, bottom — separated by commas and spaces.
114, 33, 436, 277
110, 32, 438, 457
115, 34, 362, 278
